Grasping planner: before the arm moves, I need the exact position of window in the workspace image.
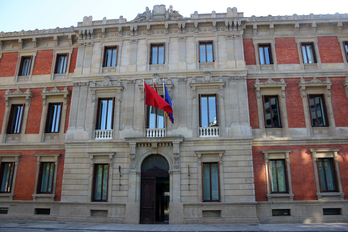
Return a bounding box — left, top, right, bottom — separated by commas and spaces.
259, 44, 273, 65
263, 96, 281, 128
37, 162, 54, 194
0, 162, 15, 193
150, 44, 164, 64
308, 95, 328, 127
202, 162, 220, 202
147, 105, 164, 129
45, 103, 62, 133
92, 164, 108, 201
96, 98, 114, 130
199, 95, 218, 127
301, 43, 316, 64
318, 158, 337, 192
269, 160, 288, 193
55, 54, 67, 74
7, 104, 24, 134
19, 56, 32, 76
103, 47, 117, 67
199, 41, 214, 62
344, 42, 348, 61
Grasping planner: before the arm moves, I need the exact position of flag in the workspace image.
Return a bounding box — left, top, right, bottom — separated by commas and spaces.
144, 82, 173, 114
163, 83, 174, 123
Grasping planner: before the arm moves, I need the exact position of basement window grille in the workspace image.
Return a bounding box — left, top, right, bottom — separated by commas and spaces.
272, 209, 290, 216
35, 208, 50, 215
323, 208, 341, 215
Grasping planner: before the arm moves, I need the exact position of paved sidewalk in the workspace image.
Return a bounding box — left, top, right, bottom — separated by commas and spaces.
0, 221, 348, 232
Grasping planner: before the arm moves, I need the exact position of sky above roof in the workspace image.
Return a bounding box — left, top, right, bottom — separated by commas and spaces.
0, 0, 346, 33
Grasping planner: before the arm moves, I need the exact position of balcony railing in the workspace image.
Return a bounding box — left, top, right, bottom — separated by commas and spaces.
146, 128, 165, 137
95, 130, 113, 139
199, 127, 219, 137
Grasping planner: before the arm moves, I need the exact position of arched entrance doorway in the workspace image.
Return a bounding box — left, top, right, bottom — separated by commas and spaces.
140, 154, 170, 224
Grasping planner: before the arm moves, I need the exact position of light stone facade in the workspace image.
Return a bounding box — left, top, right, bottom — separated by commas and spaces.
0, 5, 348, 224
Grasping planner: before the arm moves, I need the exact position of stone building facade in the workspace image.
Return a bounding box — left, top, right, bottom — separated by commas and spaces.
0, 5, 348, 224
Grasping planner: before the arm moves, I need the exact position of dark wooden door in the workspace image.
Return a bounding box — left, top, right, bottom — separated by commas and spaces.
140, 176, 156, 224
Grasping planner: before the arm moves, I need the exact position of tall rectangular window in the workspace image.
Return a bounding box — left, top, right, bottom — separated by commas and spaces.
103, 47, 117, 67
259, 44, 273, 65
263, 96, 281, 128
318, 158, 337, 192
45, 103, 62, 133
7, 104, 24, 134
147, 105, 164, 129
0, 162, 15, 193
309, 95, 328, 127
202, 163, 220, 202
269, 160, 288, 193
96, 99, 114, 130
150, 44, 164, 64
37, 162, 54, 194
301, 43, 316, 64
200, 95, 218, 127
19, 56, 32, 76
55, 54, 68, 74
199, 41, 214, 62
93, 164, 108, 201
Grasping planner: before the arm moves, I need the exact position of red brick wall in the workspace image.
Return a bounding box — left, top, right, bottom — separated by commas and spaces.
69, 48, 78, 73
275, 38, 300, 64
243, 39, 256, 65
253, 144, 348, 201
331, 77, 348, 127
0, 53, 18, 77
32, 50, 53, 75
318, 37, 344, 63
25, 88, 43, 134
285, 79, 306, 128
0, 150, 65, 201
247, 79, 259, 129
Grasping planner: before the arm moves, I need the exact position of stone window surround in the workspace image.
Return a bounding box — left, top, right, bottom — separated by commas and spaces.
15, 51, 37, 82
308, 148, 344, 200
295, 37, 321, 69
262, 149, 294, 201
99, 42, 122, 74
32, 153, 60, 201
338, 37, 348, 66
298, 76, 336, 137
1, 88, 33, 143
196, 38, 217, 69
40, 86, 70, 142
254, 77, 289, 137
0, 153, 21, 200
195, 150, 225, 202
88, 152, 115, 202
253, 38, 278, 71
51, 49, 73, 80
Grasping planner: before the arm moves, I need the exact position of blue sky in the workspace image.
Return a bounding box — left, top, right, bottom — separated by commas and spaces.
0, 0, 346, 32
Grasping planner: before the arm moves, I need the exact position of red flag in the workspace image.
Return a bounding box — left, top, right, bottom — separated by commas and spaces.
144, 82, 173, 114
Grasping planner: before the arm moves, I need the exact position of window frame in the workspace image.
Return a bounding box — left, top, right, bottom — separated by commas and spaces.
54, 54, 68, 74
92, 163, 109, 202
202, 162, 220, 202
0, 154, 21, 200
301, 42, 317, 64
262, 95, 282, 128
37, 162, 55, 194
199, 94, 219, 127
317, 158, 338, 192
308, 94, 329, 127
103, 46, 118, 67
45, 102, 62, 133
7, 104, 25, 134
146, 105, 165, 129
268, 159, 288, 193
149, 43, 165, 65
18, 56, 33, 76
198, 41, 214, 63
0, 162, 15, 193
344, 42, 348, 62
95, 98, 114, 130
258, 44, 273, 65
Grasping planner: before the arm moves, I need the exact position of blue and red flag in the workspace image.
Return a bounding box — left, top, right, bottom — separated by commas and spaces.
163, 82, 174, 123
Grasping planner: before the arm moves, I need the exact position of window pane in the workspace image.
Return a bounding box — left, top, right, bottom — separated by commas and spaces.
94, 165, 103, 200
302, 46, 308, 63
206, 44, 213, 62
323, 159, 335, 191
106, 49, 112, 67
208, 96, 217, 126
203, 163, 211, 201
8, 105, 24, 134
264, 46, 270, 64
270, 160, 278, 192
318, 159, 327, 191
264, 98, 272, 127
102, 164, 108, 200
152, 46, 158, 64
0, 163, 14, 193
107, 100, 113, 130
310, 96, 327, 127
148, 106, 156, 129
211, 163, 219, 200
259, 47, 265, 65
112, 49, 117, 67
306, 45, 314, 63
276, 160, 287, 192
97, 99, 113, 130
57, 55, 67, 74
158, 46, 164, 64
270, 97, 281, 127
200, 44, 206, 62
201, 97, 208, 127
157, 109, 164, 128
40, 163, 54, 193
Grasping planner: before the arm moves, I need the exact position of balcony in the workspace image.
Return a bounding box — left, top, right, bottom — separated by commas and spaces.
146, 128, 165, 138
199, 127, 219, 137
95, 130, 113, 139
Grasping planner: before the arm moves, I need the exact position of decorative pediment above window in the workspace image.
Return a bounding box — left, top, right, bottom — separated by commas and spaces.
254, 77, 287, 99
89, 76, 124, 102
41, 86, 70, 106
189, 73, 225, 91
298, 76, 332, 98
4, 88, 33, 107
